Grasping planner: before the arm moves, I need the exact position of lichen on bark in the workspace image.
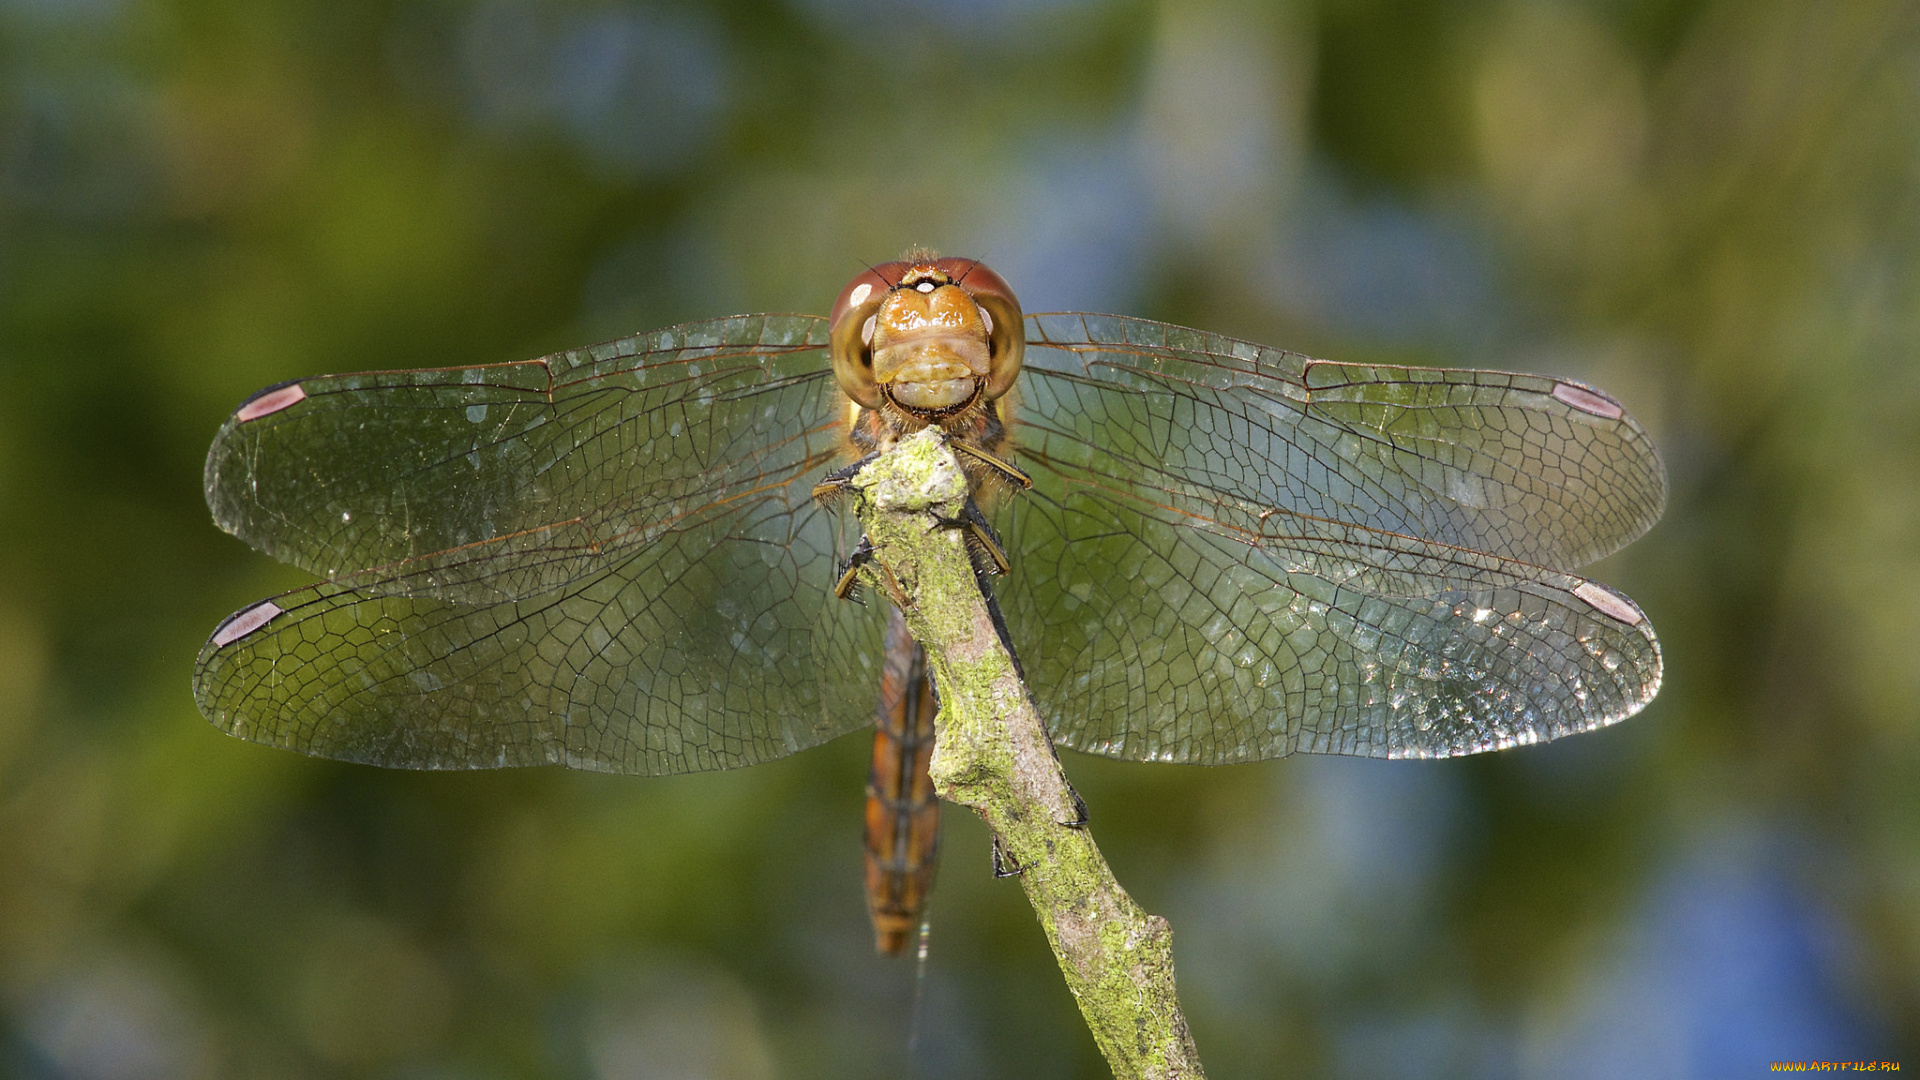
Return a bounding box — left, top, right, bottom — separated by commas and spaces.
849, 428, 1206, 1080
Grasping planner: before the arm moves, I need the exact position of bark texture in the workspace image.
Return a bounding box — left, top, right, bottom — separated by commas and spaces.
850, 428, 1206, 1080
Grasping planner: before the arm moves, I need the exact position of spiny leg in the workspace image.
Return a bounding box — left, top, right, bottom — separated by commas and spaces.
833, 537, 875, 602
811, 452, 879, 504
986, 792, 1089, 877
952, 440, 1032, 491
933, 499, 1011, 579
990, 835, 1026, 878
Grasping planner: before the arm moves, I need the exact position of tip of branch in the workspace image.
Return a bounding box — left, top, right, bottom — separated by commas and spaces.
853, 428, 969, 513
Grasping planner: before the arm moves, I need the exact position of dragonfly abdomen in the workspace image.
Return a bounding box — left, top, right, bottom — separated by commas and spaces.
863, 609, 941, 955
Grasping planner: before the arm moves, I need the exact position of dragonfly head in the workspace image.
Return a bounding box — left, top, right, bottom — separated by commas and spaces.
830, 255, 1024, 423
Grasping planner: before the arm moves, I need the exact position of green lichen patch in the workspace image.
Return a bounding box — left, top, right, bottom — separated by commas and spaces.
849, 429, 1206, 1080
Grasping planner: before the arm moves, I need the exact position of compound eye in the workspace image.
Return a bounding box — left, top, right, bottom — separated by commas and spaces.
829, 264, 903, 409
830, 263, 905, 331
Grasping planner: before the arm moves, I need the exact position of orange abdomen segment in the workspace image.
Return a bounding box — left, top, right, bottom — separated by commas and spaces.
864, 610, 940, 955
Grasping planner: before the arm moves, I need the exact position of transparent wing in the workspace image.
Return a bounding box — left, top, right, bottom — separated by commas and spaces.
1002, 313, 1664, 762
195, 314, 888, 775
204, 314, 842, 603
1019, 314, 1665, 568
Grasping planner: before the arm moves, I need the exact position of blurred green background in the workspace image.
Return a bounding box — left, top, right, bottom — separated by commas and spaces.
2, 0, 1917, 1075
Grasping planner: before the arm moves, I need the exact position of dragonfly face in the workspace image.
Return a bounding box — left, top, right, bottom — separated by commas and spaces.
195, 254, 1666, 954
829, 255, 1024, 421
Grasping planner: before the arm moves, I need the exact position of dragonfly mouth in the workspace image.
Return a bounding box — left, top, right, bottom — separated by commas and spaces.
884, 376, 982, 421
874, 335, 988, 418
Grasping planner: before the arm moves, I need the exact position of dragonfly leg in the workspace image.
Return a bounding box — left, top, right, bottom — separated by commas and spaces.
834, 537, 911, 609
950, 440, 1032, 490
811, 452, 879, 504
832, 537, 875, 602
932, 501, 1010, 579
1060, 779, 1089, 829
990, 834, 1027, 878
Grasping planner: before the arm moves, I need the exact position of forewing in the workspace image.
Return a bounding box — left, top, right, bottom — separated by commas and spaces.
204, 314, 841, 602
1020, 313, 1665, 570
1004, 313, 1663, 762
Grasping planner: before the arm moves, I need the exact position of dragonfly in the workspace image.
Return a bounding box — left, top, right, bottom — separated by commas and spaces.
195, 252, 1665, 954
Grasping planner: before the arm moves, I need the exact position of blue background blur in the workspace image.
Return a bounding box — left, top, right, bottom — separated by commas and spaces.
1, 0, 1916, 1076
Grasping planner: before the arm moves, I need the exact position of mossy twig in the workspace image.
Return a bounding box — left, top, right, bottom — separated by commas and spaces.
850, 428, 1205, 1080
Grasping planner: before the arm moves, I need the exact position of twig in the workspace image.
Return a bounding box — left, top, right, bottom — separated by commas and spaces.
850, 428, 1206, 1080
